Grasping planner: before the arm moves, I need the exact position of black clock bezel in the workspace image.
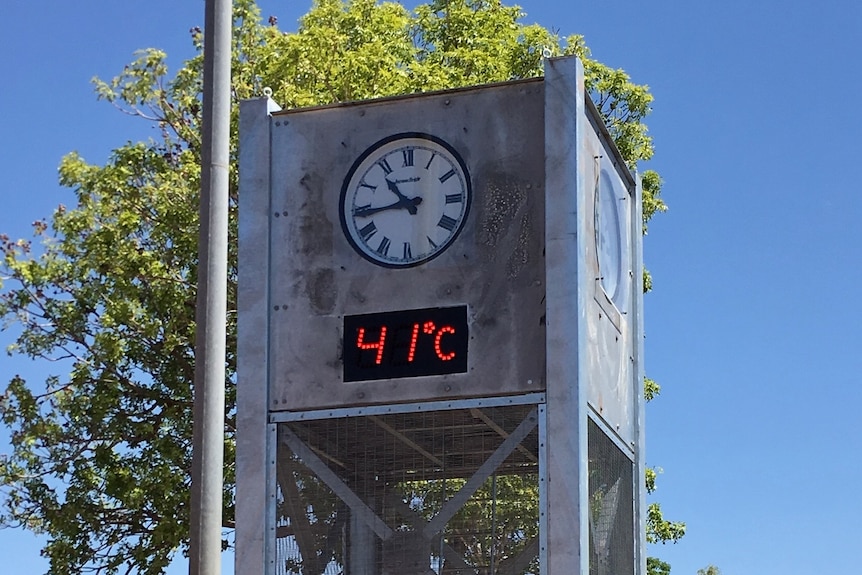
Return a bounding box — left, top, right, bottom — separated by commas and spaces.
339, 132, 473, 268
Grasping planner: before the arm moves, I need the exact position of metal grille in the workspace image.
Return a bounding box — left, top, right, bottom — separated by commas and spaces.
274, 404, 541, 575
588, 418, 634, 575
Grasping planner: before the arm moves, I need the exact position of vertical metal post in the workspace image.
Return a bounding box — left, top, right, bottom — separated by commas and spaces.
632, 173, 647, 575
543, 56, 589, 575
190, 0, 231, 572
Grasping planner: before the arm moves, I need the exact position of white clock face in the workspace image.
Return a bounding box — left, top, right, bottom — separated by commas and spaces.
595, 167, 628, 310
340, 134, 472, 267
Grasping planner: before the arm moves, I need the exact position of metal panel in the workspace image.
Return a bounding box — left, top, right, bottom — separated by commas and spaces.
236, 95, 281, 575
581, 74, 644, 575
582, 114, 638, 451
266, 81, 546, 410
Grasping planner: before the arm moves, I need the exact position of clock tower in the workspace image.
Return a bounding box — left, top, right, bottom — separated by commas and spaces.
237, 56, 645, 575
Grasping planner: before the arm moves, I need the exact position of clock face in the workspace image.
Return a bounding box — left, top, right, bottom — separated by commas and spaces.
595, 167, 627, 310
340, 133, 472, 268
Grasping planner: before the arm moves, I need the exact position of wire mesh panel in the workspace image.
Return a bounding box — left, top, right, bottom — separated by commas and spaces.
274, 404, 541, 575
587, 418, 634, 575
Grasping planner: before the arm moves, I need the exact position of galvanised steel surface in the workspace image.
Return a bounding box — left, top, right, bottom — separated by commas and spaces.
236, 94, 282, 575
265, 80, 547, 410
543, 57, 644, 574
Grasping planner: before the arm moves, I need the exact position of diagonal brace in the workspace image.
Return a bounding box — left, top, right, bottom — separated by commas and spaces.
280, 425, 394, 541
423, 407, 538, 537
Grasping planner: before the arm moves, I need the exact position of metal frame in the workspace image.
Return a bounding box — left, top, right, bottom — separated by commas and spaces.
270, 392, 546, 423
238, 56, 645, 575
633, 172, 647, 575
236, 95, 281, 575
543, 56, 590, 575
538, 403, 548, 573
274, 398, 545, 574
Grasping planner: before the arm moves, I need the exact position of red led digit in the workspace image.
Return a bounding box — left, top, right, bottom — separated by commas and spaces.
407, 323, 420, 362
423, 321, 436, 334
356, 326, 387, 365
434, 325, 457, 361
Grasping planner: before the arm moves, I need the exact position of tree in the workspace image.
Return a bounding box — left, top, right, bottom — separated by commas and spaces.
697, 566, 722, 575
0, 1, 679, 573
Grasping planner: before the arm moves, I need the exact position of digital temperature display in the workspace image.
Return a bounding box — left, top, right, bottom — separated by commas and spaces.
343, 306, 468, 382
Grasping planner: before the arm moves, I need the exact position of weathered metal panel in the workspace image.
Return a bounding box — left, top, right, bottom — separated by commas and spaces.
581, 79, 644, 575
267, 81, 547, 411
582, 109, 639, 452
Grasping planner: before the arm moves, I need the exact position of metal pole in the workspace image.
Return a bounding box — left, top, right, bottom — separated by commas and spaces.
190, 0, 231, 572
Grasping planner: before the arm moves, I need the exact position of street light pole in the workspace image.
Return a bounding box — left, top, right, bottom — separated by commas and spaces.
190, 0, 231, 572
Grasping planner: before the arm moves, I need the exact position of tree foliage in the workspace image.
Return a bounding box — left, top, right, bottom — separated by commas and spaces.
0, 1, 676, 573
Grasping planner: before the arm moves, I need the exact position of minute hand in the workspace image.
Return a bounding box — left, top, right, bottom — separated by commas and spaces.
353, 196, 423, 218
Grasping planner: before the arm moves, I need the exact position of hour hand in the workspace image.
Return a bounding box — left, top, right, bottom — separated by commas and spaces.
386, 179, 419, 215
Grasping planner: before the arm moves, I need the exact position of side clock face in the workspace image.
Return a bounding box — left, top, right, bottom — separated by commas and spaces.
595, 167, 628, 311
340, 133, 472, 268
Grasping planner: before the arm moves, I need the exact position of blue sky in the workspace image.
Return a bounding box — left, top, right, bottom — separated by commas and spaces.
2, 1, 861, 574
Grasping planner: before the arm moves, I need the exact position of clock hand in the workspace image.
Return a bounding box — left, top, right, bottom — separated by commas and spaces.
353, 196, 423, 218
385, 179, 420, 215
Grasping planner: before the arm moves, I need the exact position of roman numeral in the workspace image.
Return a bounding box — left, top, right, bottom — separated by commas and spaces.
439, 169, 457, 183
376, 236, 391, 256
359, 221, 377, 241
377, 158, 393, 175
424, 152, 437, 170
402, 242, 413, 260
445, 193, 463, 204
402, 148, 414, 167
358, 180, 376, 191
437, 215, 457, 232
427, 235, 438, 249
